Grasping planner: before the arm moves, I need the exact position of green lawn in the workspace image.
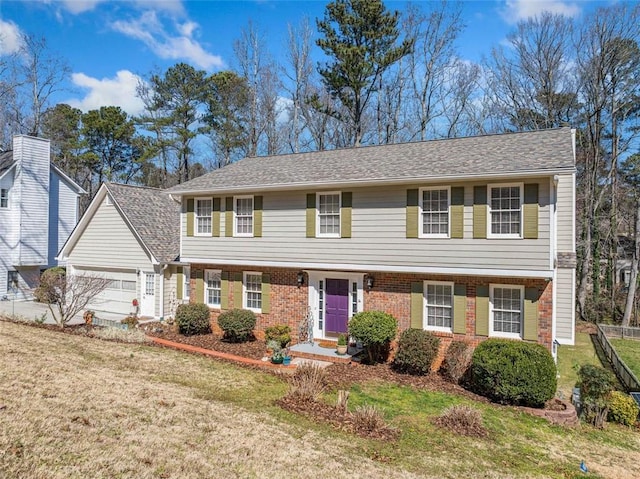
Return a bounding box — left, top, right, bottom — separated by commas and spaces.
609, 338, 640, 380
556, 326, 604, 399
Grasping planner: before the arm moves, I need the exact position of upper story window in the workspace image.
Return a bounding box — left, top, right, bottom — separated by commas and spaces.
317, 192, 340, 237
424, 281, 453, 332
205, 269, 221, 308
490, 284, 523, 339
195, 198, 212, 235
244, 272, 262, 312
234, 196, 254, 237
420, 187, 449, 237
489, 184, 522, 238
0, 188, 8, 208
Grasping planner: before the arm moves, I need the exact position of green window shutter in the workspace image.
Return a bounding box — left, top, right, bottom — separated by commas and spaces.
410, 282, 423, 329
225, 197, 234, 237
306, 193, 316, 238
475, 285, 489, 336
195, 270, 204, 303
523, 287, 539, 341
450, 186, 464, 239
523, 184, 539, 239
406, 189, 419, 239
261, 273, 270, 313
254, 195, 263, 238
341, 192, 352, 238
221, 271, 229, 309
453, 283, 467, 334
176, 267, 184, 300
186, 198, 195, 237
233, 272, 243, 307
212, 198, 221, 237
473, 186, 487, 239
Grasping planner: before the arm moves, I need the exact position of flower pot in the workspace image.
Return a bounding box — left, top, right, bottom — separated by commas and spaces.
283, 356, 291, 366
336, 345, 348, 355
271, 356, 284, 364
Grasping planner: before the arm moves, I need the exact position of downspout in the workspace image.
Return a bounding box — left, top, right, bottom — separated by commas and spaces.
551, 175, 559, 360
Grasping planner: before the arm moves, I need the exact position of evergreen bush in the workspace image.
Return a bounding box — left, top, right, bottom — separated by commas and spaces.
440, 340, 474, 384
392, 329, 440, 375
348, 311, 397, 364
264, 324, 291, 348
607, 391, 639, 426
217, 308, 256, 342
175, 303, 211, 336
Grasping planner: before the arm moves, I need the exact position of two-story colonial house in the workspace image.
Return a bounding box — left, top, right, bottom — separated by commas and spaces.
167, 127, 577, 353
0, 135, 85, 300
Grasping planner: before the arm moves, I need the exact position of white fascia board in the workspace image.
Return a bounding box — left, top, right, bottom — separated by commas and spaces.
50, 164, 87, 195
0, 162, 16, 182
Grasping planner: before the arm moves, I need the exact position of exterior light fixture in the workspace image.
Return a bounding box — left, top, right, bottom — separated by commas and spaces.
366, 274, 374, 290
297, 271, 305, 287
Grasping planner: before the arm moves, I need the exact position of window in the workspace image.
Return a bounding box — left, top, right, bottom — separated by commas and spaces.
7, 271, 18, 292
195, 198, 212, 235
107, 279, 121, 290
244, 272, 262, 311
235, 196, 253, 236
420, 187, 449, 237
205, 269, 221, 307
317, 193, 340, 237
489, 184, 522, 237
183, 266, 191, 300
318, 279, 325, 332
490, 285, 523, 338
121, 280, 137, 291
1, 188, 9, 208
424, 281, 453, 331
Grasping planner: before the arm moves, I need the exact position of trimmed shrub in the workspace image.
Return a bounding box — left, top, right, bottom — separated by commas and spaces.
607, 391, 639, 426
576, 364, 615, 428
175, 303, 211, 336
34, 267, 66, 303
348, 311, 397, 364
217, 308, 256, 342
470, 339, 556, 407
392, 329, 440, 375
265, 324, 291, 348
440, 341, 474, 384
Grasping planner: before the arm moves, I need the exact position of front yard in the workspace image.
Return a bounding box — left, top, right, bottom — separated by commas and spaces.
1, 320, 639, 478
609, 338, 640, 380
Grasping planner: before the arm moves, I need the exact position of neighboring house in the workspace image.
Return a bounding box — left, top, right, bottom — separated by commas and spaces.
57, 183, 181, 318
167, 127, 577, 353
616, 236, 635, 288
0, 135, 85, 300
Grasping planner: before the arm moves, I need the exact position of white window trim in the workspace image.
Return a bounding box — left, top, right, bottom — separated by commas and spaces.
243, 271, 262, 313
419, 186, 450, 239
487, 182, 524, 239
204, 269, 222, 308
0, 188, 9, 209
234, 195, 254, 238
182, 266, 191, 302
489, 283, 524, 339
423, 280, 454, 332
194, 197, 213, 237
316, 191, 341, 238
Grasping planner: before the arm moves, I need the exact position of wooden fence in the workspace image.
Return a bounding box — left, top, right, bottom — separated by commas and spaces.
596, 324, 640, 392
598, 324, 640, 340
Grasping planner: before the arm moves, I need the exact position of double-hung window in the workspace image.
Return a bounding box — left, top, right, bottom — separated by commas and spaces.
424, 281, 453, 331
0, 188, 8, 208
489, 184, 522, 237
490, 285, 523, 338
317, 192, 340, 237
235, 196, 253, 237
195, 198, 212, 235
244, 272, 262, 312
205, 269, 221, 308
420, 187, 449, 237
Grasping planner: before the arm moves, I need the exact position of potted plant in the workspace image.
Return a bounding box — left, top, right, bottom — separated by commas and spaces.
336, 334, 348, 355
283, 347, 292, 366
268, 340, 284, 364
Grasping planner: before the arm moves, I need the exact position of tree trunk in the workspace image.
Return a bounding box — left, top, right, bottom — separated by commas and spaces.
622, 203, 640, 327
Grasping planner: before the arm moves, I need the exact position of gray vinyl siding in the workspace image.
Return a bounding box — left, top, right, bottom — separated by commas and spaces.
556, 173, 575, 253
48, 170, 79, 267
556, 268, 575, 344
163, 265, 179, 318
183, 180, 551, 271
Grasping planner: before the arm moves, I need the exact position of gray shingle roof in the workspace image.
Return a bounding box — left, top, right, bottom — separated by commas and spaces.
0, 150, 15, 176
105, 183, 180, 263
167, 127, 575, 195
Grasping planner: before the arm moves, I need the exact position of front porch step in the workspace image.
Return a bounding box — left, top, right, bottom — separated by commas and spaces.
289, 342, 358, 364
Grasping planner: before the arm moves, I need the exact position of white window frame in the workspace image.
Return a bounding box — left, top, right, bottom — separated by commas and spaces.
234, 195, 254, 237
243, 271, 262, 313
0, 188, 8, 208
195, 197, 213, 236
489, 284, 524, 339
316, 191, 341, 238
488, 183, 523, 239
182, 266, 191, 301
419, 186, 450, 238
204, 269, 221, 308
423, 280, 454, 332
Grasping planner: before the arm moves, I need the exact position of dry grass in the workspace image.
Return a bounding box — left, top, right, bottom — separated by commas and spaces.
286, 362, 327, 401
433, 405, 488, 437
0, 321, 426, 479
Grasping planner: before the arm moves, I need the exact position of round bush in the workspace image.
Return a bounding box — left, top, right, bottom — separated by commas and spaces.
470, 339, 557, 407
440, 340, 474, 384
264, 324, 291, 348
348, 311, 397, 364
607, 391, 639, 426
34, 266, 66, 303
392, 329, 440, 375
175, 303, 211, 336
217, 308, 256, 342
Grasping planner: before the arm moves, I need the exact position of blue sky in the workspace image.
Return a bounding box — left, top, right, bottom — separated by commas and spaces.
0, 0, 599, 116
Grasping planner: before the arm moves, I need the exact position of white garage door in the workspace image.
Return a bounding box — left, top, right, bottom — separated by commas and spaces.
78, 268, 139, 316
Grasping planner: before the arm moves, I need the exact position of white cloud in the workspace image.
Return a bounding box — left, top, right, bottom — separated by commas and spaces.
500, 0, 581, 24
0, 19, 24, 55
66, 70, 145, 115
53, 0, 184, 15
110, 11, 223, 70
56, 0, 106, 14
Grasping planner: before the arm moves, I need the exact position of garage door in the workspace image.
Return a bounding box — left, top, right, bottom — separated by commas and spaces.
77, 268, 138, 316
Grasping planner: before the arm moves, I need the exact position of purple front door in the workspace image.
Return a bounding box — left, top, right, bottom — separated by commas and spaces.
325, 278, 349, 334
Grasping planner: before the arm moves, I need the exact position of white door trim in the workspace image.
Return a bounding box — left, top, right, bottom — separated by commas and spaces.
141, 272, 155, 317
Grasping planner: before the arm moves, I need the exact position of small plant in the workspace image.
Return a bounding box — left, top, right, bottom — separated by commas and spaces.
352, 404, 387, 431
607, 391, 639, 426
264, 324, 291, 348
433, 405, 487, 437
217, 308, 256, 342
440, 340, 474, 384
348, 311, 397, 364
121, 315, 139, 329
34, 313, 47, 324
576, 364, 615, 428
286, 363, 327, 401
175, 303, 211, 336
392, 329, 440, 375
337, 334, 347, 346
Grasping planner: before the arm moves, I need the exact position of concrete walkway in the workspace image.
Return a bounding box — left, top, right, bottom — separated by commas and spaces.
0, 299, 125, 326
